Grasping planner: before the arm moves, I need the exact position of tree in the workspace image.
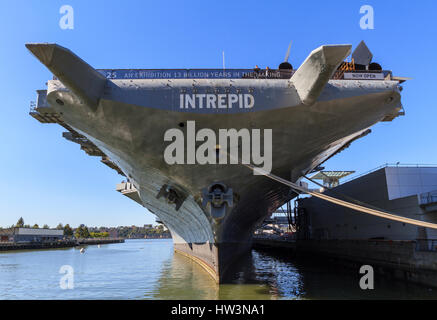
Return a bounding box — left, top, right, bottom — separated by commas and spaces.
64, 224, 73, 237
32, 224, 39, 229
90, 232, 109, 238
43, 224, 49, 229
56, 223, 64, 230
75, 224, 90, 239
16, 217, 24, 228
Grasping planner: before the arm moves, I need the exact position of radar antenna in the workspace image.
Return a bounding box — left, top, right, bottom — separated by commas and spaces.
278, 41, 293, 70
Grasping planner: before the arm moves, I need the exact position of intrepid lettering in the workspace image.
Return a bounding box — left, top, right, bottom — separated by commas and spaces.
180, 93, 254, 109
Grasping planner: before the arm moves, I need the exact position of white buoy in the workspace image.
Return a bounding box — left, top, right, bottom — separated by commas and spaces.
97, 244, 101, 248
80, 247, 85, 254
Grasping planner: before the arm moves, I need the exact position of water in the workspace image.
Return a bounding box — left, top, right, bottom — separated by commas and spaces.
0, 239, 436, 300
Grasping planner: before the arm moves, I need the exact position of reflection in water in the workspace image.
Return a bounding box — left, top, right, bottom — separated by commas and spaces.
152, 251, 275, 300
1, 239, 437, 299
153, 245, 437, 300
151, 253, 218, 299
251, 249, 437, 300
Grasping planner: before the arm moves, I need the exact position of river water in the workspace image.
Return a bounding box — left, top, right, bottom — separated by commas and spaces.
1, 239, 436, 300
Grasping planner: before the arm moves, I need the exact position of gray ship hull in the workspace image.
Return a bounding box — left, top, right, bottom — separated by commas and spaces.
47, 79, 401, 282
27, 43, 404, 282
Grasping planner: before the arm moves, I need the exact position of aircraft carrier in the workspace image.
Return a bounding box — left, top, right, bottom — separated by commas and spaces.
27, 41, 406, 282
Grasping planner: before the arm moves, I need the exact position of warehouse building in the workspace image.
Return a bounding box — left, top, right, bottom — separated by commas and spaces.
0, 227, 64, 242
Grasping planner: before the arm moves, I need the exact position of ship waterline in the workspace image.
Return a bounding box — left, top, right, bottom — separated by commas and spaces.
27, 42, 404, 282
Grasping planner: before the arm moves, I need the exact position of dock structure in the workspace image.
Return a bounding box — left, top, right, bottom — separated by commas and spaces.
0, 239, 125, 251
253, 236, 437, 288
297, 164, 437, 241
76, 238, 124, 245
0, 240, 77, 251
0, 230, 125, 252
254, 164, 437, 287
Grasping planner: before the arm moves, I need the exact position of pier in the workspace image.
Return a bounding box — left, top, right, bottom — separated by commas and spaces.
253, 164, 437, 288
0, 238, 125, 251
253, 236, 437, 288
76, 238, 125, 245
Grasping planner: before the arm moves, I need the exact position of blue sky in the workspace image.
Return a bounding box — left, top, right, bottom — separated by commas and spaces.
0, 0, 436, 228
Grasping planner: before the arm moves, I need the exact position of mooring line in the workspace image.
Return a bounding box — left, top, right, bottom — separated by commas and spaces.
238, 161, 437, 230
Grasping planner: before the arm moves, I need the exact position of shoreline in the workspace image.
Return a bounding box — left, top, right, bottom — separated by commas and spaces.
0, 238, 124, 252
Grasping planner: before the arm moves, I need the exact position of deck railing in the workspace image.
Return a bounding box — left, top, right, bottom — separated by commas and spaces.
51, 68, 389, 81
342, 163, 437, 184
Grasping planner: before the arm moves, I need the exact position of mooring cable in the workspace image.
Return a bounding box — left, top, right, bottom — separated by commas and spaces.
236, 161, 437, 230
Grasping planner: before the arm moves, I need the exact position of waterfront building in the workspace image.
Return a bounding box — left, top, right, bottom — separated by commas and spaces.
5, 227, 64, 242
108, 229, 119, 238
0, 229, 13, 242
297, 165, 437, 241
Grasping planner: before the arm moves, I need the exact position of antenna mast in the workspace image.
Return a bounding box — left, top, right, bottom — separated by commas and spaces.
222, 51, 225, 70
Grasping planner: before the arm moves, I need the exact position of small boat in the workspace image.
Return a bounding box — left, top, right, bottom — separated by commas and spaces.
80, 248, 85, 254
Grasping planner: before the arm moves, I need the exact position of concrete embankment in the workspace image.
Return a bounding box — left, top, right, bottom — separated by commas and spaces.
0, 238, 125, 251
76, 238, 124, 245
0, 240, 77, 251
253, 236, 437, 288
